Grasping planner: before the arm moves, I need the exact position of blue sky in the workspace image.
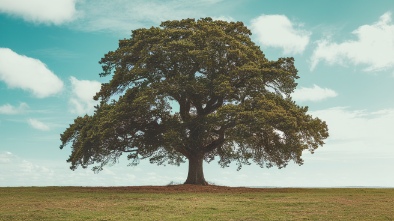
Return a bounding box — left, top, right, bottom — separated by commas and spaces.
1, 0, 394, 187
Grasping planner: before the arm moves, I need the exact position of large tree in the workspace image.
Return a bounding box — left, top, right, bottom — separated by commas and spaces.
60, 18, 329, 185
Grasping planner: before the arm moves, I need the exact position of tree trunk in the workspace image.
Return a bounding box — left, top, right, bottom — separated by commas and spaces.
184, 154, 208, 185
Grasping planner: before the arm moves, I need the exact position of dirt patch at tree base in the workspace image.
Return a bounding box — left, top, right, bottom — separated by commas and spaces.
78, 185, 299, 193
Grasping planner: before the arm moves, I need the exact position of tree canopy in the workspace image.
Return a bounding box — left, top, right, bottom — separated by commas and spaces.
60, 18, 329, 185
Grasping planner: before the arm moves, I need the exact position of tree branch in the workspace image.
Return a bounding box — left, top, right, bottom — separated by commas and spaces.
203, 130, 225, 153
175, 146, 190, 159
209, 97, 223, 113
179, 95, 191, 121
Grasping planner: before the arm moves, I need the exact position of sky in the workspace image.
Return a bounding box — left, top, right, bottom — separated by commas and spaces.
1, 0, 394, 187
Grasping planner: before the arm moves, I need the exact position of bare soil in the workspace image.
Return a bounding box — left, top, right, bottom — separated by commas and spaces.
79, 184, 302, 193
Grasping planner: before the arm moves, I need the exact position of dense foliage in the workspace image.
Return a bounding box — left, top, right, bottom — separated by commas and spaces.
60, 18, 329, 184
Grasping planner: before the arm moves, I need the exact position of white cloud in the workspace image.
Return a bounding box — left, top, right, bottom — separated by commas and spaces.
0, 151, 186, 187
294, 107, 394, 187
0, 48, 64, 98
0, 151, 57, 186
311, 107, 394, 152
292, 84, 338, 102
311, 12, 394, 71
69, 76, 101, 115
28, 118, 50, 131
250, 14, 311, 54
0, 102, 28, 114
71, 0, 229, 33
0, 0, 77, 25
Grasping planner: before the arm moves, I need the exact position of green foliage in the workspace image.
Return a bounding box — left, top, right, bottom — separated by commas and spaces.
60, 18, 328, 174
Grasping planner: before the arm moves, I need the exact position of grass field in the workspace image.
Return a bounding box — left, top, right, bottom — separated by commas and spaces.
0, 185, 393, 220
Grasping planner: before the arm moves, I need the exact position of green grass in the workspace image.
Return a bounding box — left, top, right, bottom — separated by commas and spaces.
0, 186, 393, 220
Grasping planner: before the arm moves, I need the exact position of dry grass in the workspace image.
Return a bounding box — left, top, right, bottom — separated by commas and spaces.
0, 186, 393, 220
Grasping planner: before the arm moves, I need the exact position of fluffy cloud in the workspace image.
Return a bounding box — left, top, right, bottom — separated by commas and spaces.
28, 118, 50, 131
250, 14, 311, 54
0, 102, 28, 114
0, 0, 77, 25
69, 77, 101, 115
0, 48, 64, 98
311, 12, 394, 71
292, 85, 338, 102
311, 107, 394, 153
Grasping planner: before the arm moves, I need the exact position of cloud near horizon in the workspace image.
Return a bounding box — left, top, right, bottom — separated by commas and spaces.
0, 48, 64, 98
311, 12, 394, 72
250, 14, 311, 54
311, 107, 394, 156
0, 0, 77, 25
0, 151, 185, 187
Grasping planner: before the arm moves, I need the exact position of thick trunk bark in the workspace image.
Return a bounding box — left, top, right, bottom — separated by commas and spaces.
184, 154, 208, 185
